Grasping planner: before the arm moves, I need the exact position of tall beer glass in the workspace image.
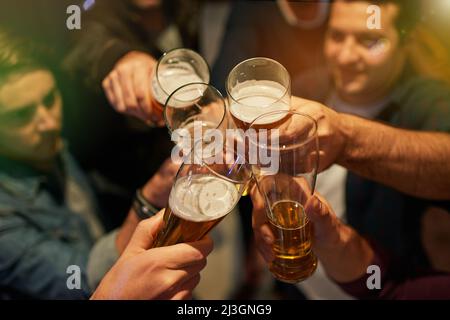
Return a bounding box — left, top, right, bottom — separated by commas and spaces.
150, 48, 210, 120
152, 142, 253, 247
250, 110, 319, 283
226, 57, 291, 130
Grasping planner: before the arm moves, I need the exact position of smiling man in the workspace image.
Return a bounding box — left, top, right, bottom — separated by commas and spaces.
315, 0, 449, 297
324, 0, 416, 108
246, 0, 450, 300
320, 0, 450, 269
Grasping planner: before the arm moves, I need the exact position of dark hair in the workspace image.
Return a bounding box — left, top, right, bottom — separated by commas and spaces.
0, 29, 52, 83
334, 0, 421, 42
376, 0, 420, 40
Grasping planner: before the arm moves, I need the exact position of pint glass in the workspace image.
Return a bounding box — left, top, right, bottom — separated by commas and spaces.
150, 48, 210, 120
152, 142, 252, 247
250, 110, 319, 283
226, 57, 291, 130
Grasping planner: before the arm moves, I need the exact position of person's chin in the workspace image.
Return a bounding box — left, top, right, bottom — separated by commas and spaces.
35, 138, 63, 160
337, 79, 366, 98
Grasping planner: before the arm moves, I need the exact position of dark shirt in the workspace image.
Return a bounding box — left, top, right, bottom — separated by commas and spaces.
61, 0, 197, 222
338, 240, 450, 299
342, 76, 450, 298
64, 0, 201, 89
347, 75, 450, 260
211, 0, 326, 95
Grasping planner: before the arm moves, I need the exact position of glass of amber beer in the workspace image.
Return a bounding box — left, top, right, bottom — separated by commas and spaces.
152, 141, 253, 247
249, 110, 319, 283
150, 48, 210, 122
226, 57, 291, 130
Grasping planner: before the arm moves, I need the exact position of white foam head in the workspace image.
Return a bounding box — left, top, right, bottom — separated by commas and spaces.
152, 62, 205, 106
168, 174, 239, 222
229, 80, 290, 125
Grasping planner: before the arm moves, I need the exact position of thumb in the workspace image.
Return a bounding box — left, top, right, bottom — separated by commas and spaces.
126, 210, 165, 251
305, 194, 330, 225
305, 194, 337, 239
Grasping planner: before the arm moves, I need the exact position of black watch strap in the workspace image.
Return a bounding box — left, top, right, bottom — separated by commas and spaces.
132, 189, 161, 220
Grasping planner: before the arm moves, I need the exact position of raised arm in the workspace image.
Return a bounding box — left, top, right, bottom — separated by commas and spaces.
292, 96, 450, 200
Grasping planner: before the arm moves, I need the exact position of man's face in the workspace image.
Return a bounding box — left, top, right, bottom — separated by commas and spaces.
0, 69, 62, 164
324, 1, 406, 103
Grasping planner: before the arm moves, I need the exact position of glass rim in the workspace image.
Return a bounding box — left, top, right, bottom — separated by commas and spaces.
248, 110, 318, 151
225, 57, 291, 108
163, 82, 227, 134
190, 140, 253, 186
156, 47, 211, 98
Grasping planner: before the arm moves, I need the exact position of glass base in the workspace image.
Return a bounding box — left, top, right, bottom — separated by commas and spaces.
269, 253, 318, 284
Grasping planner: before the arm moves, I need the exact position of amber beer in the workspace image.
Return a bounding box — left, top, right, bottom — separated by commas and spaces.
152, 173, 239, 247
268, 200, 317, 283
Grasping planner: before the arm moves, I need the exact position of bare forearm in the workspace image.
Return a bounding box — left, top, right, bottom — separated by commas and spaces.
319, 225, 374, 283
115, 209, 140, 253
338, 113, 450, 200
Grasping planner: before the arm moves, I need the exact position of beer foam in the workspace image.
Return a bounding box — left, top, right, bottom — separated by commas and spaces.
168, 174, 239, 222
229, 80, 290, 125
152, 62, 204, 106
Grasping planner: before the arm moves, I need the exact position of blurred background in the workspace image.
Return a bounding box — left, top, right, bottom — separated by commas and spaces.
0, 0, 449, 300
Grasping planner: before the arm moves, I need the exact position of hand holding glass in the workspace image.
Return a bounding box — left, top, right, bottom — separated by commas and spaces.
251, 110, 319, 283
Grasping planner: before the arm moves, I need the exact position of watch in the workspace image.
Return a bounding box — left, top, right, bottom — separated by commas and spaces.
132, 189, 161, 220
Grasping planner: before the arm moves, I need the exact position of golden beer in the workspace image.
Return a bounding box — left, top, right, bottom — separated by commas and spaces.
152, 174, 239, 247
268, 200, 317, 283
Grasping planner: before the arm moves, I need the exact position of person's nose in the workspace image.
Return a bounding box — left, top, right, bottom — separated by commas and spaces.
36, 105, 59, 132
336, 37, 360, 67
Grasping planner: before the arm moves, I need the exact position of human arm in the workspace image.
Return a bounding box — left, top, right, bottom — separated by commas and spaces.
64, 2, 163, 124
114, 158, 179, 253
292, 96, 450, 200
91, 212, 213, 300
252, 189, 450, 299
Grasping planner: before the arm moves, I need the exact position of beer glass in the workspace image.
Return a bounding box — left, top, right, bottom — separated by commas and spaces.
226, 57, 291, 130
150, 48, 210, 120
250, 110, 319, 283
164, 82, 228, 162
152, 141, 253, 247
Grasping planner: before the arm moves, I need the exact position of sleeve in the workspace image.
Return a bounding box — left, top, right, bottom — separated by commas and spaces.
0, 214, 92, 299
86, 229, 119, 290
336, 239, 450, 299
64, 22, 143, 89
63, 2, 160, 89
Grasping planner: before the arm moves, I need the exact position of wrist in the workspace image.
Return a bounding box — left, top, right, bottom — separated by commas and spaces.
133, 188, 161, 220
141, 186, 159, 207
336, 113, 355, 167
321, 225, 374, 283
116, 210, 139, 253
